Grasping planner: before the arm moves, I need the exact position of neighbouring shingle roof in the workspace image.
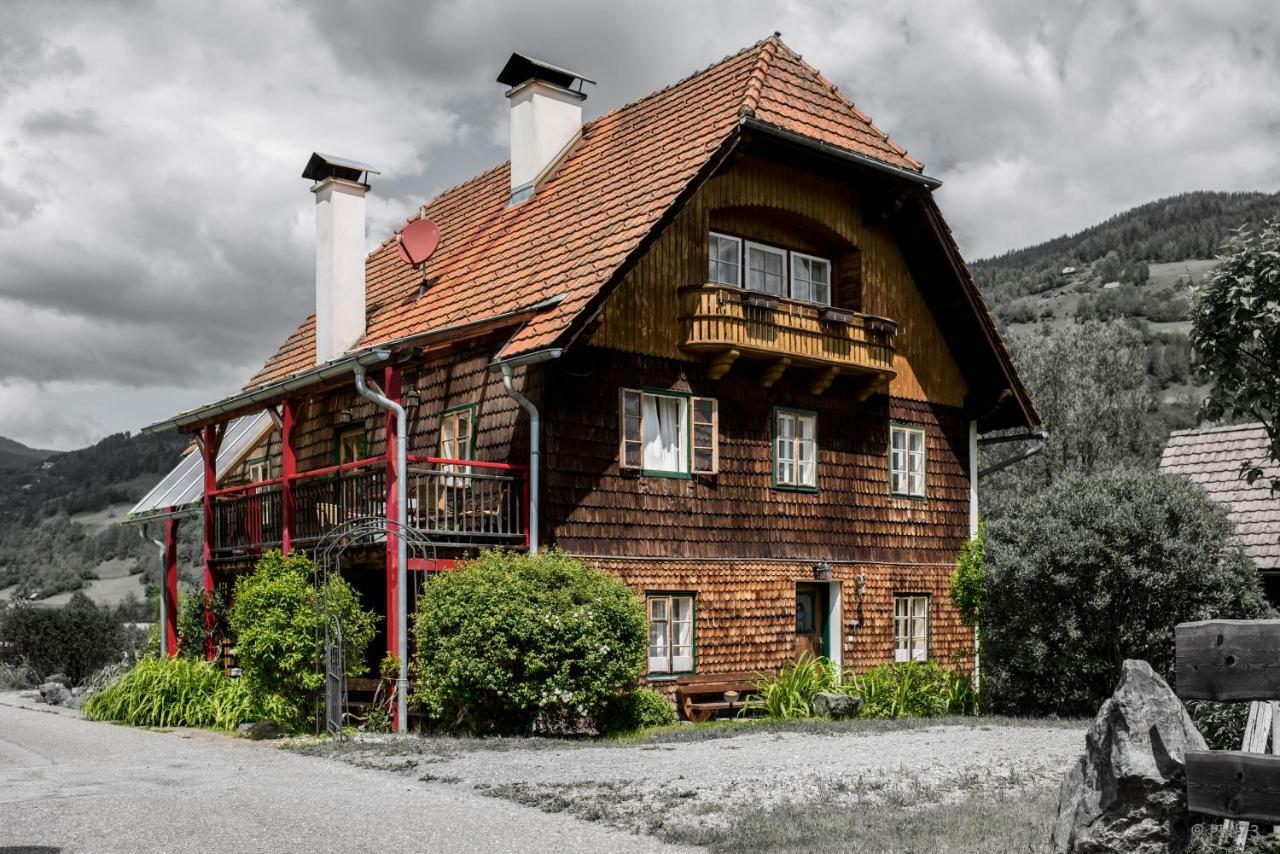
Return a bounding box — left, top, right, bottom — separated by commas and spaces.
245, 35, 927, 389
1160, 422, 1280, 571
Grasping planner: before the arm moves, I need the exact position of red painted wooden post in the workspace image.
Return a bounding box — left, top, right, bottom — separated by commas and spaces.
383, 366, 402, 665
163, 511, 180, 658
201, 423, 221, 662
281, 399, 298, 555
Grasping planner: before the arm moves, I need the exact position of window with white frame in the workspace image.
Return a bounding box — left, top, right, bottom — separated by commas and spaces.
245, 458, 269, 484
791, 252, 832, 305
894, 595, 929, 662
621, 390, 717, 475
708, 232, 742, 287
648, 593, 694, 673
439, 404, 476, 479
706, 232, 834, 305
774, 408, 817, 489
745, 241, 787, 296
890, 424, 926, 496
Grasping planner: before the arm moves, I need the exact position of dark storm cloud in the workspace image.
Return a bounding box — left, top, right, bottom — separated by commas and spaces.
21, 108, 102, 136
1, 0, 1277, 448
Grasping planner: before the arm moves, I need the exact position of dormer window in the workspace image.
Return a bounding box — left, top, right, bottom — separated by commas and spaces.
791, 252, 831, 305
707, 232, 832, 306
709, 232, 742, 286
745, 241, 787, 296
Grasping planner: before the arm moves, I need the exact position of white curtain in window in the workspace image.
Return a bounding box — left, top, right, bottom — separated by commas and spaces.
642, 394, 686, 472
797, 416, 815, 485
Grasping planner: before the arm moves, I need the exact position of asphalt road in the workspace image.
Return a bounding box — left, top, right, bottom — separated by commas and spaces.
0, 694, 684, 854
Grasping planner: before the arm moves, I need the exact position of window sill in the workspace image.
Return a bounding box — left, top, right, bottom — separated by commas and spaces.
644, 672, 693, 681
774, 484, 819, 493
640, 469, 693, 480
889, 491, 929, 501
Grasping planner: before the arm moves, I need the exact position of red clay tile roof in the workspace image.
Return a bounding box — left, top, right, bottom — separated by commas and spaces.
245, 35, 926, 388
1160, 423, 1280, 571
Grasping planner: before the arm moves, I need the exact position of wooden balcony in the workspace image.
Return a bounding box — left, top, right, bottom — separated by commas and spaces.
678, 284, 897, 393
210, 456, 527, 560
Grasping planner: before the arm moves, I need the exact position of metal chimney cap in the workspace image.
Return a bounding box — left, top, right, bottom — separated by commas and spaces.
497, 52, 595, 93
302, 152, 380, 183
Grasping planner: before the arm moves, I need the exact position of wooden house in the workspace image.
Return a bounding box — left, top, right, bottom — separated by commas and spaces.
132, 36, 1038, 714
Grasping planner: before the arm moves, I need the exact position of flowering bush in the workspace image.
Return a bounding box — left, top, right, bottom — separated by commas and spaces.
412, 549, 647, 733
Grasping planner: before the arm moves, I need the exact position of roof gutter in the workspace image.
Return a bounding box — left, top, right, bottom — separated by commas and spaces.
740, 116, 942, 190
144, 295, 566, 434
143, 349, 392, 433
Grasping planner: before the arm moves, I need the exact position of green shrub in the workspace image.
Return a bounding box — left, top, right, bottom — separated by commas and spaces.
984, 471, 1272, 715
0, 592, 124, 683
82, 657, 287, 730
229, 550, 376, 730
598, 687, 678, 734
753, 654, 838, 720
0, 661, 37, 690
848, 661, 978, 718
177, 588, 228, 660
1186, 700, 1250, 751
412, 549, 647, 733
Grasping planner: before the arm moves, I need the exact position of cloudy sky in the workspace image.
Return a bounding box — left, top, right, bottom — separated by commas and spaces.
1, 0, 1277, 450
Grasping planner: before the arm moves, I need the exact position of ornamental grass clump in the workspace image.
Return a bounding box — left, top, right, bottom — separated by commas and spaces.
849, 661, 978, 719
412, 549, 647, 734
753, 653, 839, 720
82, 657, 288, 730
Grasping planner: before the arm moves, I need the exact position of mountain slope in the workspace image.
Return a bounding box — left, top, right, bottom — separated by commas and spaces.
0, 429, 194, 603
0, 436, 56, 469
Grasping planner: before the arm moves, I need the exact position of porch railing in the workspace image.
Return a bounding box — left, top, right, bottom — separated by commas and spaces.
210, 456, 527, 558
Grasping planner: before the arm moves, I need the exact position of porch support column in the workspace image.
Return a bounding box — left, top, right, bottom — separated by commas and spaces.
383, 366, 403, 674
200, 423, 223, 662
163, 512, 180, 658
281, 399, 299, 555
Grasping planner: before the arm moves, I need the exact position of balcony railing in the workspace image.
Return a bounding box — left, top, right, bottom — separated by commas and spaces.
678, 283, 897, 378
210, 456, 527, 559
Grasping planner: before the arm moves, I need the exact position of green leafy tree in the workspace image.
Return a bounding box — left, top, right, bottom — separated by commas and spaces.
1192, 219, 1280, 490
228, 550, 376, 729
983, 471, 1271, 715
982, 320, 1156, 516
412, 549, 647, 734
949, 518, 986, 630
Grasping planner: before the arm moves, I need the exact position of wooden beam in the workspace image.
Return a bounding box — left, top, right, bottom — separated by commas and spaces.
1186, 751, 1280, 824
1176, 619, 1280, 701
760, 357, 790, 388
809, 366, 840, 396
707, 349, 739, 380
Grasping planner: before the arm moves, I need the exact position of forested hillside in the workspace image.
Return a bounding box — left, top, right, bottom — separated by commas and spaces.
0, 436, 54, 469
0, 430, 195, 603
971, 190, 1280, 515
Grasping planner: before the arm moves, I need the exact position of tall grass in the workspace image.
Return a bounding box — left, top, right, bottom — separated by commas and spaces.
82, 657, 287, 731
753, 654, 838, 719
849, 661, 978, 718
752, 656, 978, 721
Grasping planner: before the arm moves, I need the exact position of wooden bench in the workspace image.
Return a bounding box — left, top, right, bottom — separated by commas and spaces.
674, 672, 763, 723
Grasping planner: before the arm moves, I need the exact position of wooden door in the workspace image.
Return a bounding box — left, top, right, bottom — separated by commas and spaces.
795, 583, 827, 659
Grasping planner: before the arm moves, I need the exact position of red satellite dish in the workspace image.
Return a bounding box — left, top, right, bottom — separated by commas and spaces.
397, 218, 441, 266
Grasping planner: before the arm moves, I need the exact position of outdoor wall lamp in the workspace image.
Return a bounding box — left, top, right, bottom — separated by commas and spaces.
812, 561, 832, 581
403, 388, 422, 409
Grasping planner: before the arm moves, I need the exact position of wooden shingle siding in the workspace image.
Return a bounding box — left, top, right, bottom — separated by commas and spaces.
541, 347, 970, 564
593, 558, 971, 684
589, 154, 969, 408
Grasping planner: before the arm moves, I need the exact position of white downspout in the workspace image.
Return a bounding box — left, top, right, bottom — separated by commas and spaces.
352, 359, 408, 734
142, 527, 167, 657
968, 419, 980, 694
495, 348, 562, 554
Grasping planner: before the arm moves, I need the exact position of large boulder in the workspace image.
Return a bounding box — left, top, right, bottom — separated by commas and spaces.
813, 691, 862, 720
1054, 659, 1206, 854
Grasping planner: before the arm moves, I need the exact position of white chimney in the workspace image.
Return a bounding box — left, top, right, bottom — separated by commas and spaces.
497, 53, 593, 203
302, 152, 379, 364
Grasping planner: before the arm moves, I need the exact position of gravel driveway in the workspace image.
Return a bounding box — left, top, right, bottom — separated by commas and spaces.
313, 719, 1087, 843
0, 692, 685, 854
